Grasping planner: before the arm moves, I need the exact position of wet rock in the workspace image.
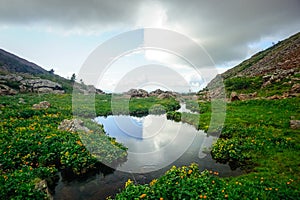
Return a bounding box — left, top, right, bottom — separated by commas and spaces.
32, 101, 51, 109
58, 119, 90, 133
290, 120, 300, 129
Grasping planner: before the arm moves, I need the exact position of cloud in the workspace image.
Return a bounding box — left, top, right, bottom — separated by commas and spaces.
0, 0, 299, 67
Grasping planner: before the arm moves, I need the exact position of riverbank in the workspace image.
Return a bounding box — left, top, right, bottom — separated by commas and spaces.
0, 93, 180, 199
111, 97, 300, 199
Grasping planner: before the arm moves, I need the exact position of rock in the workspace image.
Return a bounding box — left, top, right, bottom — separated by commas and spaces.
19, 98, 25, 104
35, 179, 53, 200
58, 119, 90, 133
230, 92, 240, 101
290, 120, 300, 129
267, 95, 281, 100
125, 89, 149, 98
149, 89, 164, 96
290, 83, 300, 93
157, 93, 173, 99
0, 74, 23, 82
0, 84, 18, 95
149, 89, 178, 99
32, 101, 51, 109
20, 79, 64, 94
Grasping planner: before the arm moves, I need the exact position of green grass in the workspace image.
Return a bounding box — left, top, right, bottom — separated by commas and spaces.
112, 97, 300, 199
0, 93, 179, 199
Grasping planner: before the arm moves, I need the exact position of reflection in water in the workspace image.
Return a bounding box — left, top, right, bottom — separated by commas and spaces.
95, 115, 201, 173
54, 115, 242, 200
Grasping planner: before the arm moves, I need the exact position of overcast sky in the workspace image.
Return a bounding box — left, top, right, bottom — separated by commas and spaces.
0, 0, 299, 92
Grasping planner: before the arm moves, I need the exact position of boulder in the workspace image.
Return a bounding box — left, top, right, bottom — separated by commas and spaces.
0, 74, 23, 82
20, 79, 64, 94
58, 119, 90, 133
35, 179, 53, 200
290, 120, 300, 129
230, 92, 240, 101
290, 83, 300, 93
157, 93, 173, 99
32, 101, 51, 109
126, 89, 149, 98
0, 84, 18, 95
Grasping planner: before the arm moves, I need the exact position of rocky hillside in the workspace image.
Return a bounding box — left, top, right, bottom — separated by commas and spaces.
0, 48, 104, 95
202, 32, 300, 100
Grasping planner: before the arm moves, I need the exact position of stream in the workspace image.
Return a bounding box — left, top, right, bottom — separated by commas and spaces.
54, 105, 242, 200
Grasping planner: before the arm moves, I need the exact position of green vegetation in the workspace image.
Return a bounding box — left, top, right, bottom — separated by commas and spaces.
112, 97, 300, 199
224, 76, 263, 94
0, 93, 179, 199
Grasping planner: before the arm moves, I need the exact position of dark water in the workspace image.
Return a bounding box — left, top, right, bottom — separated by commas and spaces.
54, 114, 242, 200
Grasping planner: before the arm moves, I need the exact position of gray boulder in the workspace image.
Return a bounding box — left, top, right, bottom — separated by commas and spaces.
58, 119, 90, 133
32, 101, 51, 109
20, 79, 64, 94
0, 84, 18, 95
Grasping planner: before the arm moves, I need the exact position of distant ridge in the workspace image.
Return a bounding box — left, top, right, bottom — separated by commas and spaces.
0, 48, 49, 75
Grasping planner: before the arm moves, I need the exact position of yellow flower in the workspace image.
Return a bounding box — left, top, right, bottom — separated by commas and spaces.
188, 169, 193, 174
76, 140, 83, 146
140, 193, 146, 198
125, 179, 133, 188
160, 198, 163, 200
150, 179, 157, 186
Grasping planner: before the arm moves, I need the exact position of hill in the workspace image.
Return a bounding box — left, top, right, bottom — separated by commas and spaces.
0, 48, 104, 95
0, 49, 50, 75
202, 32, 300, 100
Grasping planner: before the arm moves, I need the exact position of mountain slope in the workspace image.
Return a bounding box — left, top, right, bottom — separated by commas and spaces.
0, 48, 50, 75
204, 32, 300, 99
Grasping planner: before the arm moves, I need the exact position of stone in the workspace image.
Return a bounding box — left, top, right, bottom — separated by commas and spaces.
0, 74, 23, 82
157, 93, 173, 99
35, 179, 53, 200
290, 120, 300, 129
32, 101, 51, 109
19, 98, 25, 104
230, 92, 240, 101
58, 119, 90, 133
267, 95, 281, 100
290, 83, 300, 93
20, 79, 64, 94
125, 89, 149, 98
0, 84, 18, 95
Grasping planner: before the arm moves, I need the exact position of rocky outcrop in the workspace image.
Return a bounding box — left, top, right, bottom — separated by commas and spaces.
150, 89, 178, 98
58, 119, 90, 133
124, 88, 178, 99
0, 84, 17, 95
204, 32, 300, 99
73, 83, 104, 95
0, 74, 23, 82
230, 92, 257, 102
0, 74, 66, 94
20, 79, 64, 94
125, 89, 149, 98
32, 101, 51, 109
